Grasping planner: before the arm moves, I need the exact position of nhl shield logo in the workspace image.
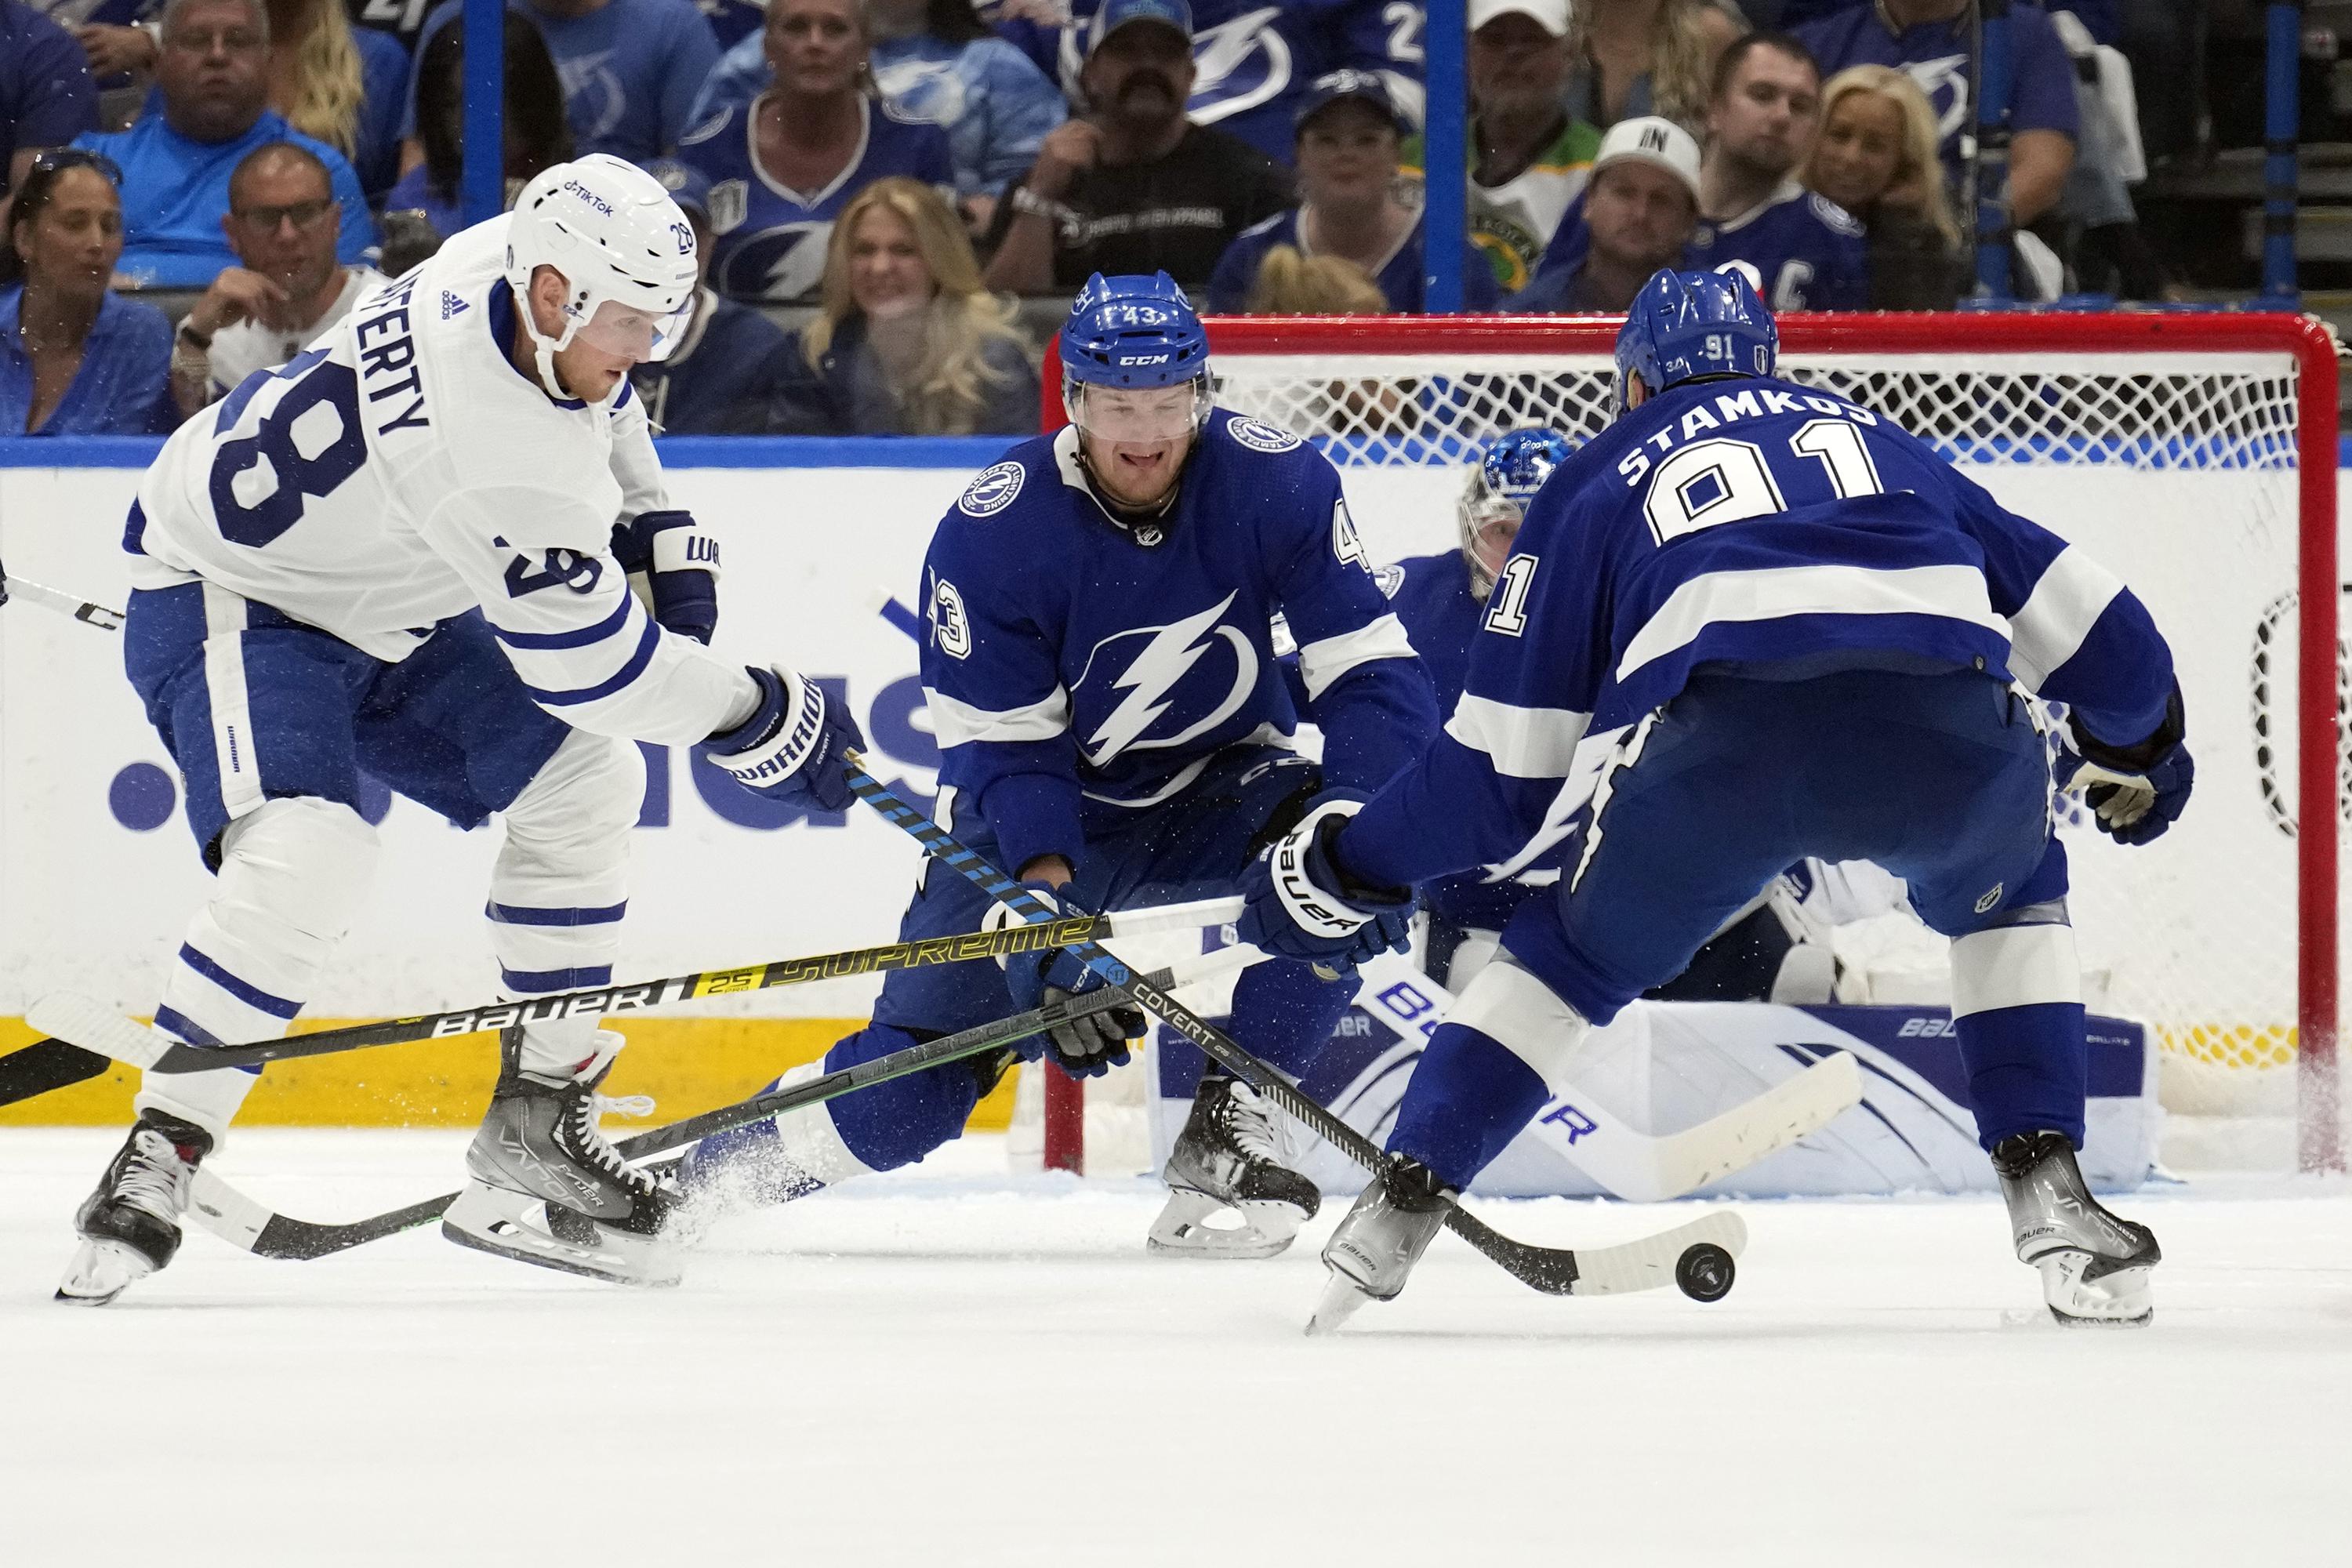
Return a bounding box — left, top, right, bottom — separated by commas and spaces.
959, 460, 1027, 517
706, 179, 749, 235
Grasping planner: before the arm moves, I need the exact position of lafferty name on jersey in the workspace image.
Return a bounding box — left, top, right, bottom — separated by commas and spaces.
1613, 385, 1878, 486
353, 273, 431, 435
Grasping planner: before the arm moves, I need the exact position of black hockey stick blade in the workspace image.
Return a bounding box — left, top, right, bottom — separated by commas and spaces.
20, 913, 1120, 1082
183, 982, 1152, 1261
843, 758, 1748, 1300
0, 1037, 114, 1107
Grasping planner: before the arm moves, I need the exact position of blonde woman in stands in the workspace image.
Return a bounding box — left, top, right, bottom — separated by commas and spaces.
771, 175, 1037, 435
261, 0, 409, 201
1565, 0, 1742, 132
1804, 64, 1966, 310
1242, 245, 1409, 438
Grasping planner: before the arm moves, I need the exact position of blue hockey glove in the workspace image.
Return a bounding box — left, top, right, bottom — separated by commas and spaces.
702, 666, 863, 812
612, 510, 719, 644
1238, 796, 1414, 970
995, 884, 1145, 1079
2058, 684, 2193, 847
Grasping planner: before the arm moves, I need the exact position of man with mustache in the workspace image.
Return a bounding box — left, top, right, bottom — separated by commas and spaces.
983, 0, 1291, 293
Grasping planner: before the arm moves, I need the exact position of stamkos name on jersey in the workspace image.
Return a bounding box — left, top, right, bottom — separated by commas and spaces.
354, 272, 431, 435
1615, 385, 1878, 485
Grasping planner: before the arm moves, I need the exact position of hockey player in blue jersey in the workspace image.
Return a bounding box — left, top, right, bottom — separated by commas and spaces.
680, 272, 1439, 1256
1242, 270, 2190, 1328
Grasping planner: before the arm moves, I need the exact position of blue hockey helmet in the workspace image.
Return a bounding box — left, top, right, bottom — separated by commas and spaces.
1612, 267, 1778, 414
1461, 427, 1578, 597
1061, 271, 1210, 390
1060, 272, 1213, 447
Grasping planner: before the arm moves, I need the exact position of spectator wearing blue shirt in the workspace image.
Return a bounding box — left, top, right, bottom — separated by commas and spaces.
403, 0, 720, 167
691, 0, 1065, 230
261, 0, 411, 203
1691, 34, 1868, 310
3, 0, 99, 209
677, 0, 956, 302
71, 0, 377, 289
628, 158, 799, 432
0, 148, 176, 434
1210, 71, 1499, 314
1795, 0, 2077, 229
383, 9, 575, 241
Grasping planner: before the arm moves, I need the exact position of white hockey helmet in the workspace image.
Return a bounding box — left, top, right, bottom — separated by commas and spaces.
504, 153, 699, 397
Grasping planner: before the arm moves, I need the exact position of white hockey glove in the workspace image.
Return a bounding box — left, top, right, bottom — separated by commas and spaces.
702, 667, 863, 813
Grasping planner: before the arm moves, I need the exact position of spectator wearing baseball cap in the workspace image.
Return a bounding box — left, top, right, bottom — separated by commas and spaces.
1210, 70, 1497, 314
981, 0, 1292, 293
1400, 0, 1601, 294
1512, 115, 1700, 311
627, 156, 797, 433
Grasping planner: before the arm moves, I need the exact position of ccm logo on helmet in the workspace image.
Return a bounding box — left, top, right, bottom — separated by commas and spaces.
1127, 354, 1171, 365
561, 180, 615, 216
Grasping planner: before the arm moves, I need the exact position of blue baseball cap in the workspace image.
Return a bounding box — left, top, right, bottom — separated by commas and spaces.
1087, 0, 1192, 56
1294, 68, 1405, 135
639, 158, 711, 224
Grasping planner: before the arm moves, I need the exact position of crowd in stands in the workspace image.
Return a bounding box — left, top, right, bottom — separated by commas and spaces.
0, 0, 2234, 437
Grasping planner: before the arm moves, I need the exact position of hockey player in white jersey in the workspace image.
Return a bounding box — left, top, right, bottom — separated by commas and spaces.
58, 154, 861, 1302
1242, 270, 2191, 1328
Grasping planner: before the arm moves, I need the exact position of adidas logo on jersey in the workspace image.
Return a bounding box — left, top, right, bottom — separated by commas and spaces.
441, 291, 470, 320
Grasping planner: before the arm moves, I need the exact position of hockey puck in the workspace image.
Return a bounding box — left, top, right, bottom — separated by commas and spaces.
1674, 1242, 1736, 1302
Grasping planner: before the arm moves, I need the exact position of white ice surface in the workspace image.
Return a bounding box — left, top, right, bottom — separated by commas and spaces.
4, 1128, 2350, 1568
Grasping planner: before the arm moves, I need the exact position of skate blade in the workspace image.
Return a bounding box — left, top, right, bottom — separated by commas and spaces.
1146, 1187, 1303, 1261
1304, 1269, 1376, 1336
53, 1237, 156, 1306
441, 1181, 681, 1287
2034, 1254, 2154, 1327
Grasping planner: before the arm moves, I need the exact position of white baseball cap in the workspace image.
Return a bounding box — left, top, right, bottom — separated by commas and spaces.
1589, 115, 1703, 202
1468, 0, 1570, 38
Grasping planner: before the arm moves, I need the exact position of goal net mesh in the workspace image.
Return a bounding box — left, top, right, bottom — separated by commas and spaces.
1204, 329, 2329, 1131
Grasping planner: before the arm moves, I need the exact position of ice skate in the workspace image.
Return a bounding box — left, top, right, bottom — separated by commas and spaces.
1149, 1075, 1320, 1259
1991, 1130, 2160, 1326
443, 1027, 680, 1286
1305, 1157, 1453, 1334
56, 1112, 214, 1306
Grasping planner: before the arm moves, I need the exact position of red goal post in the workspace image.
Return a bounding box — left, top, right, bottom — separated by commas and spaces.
1040, 310, 2345, 1173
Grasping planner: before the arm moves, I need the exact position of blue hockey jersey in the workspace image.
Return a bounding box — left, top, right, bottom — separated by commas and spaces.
677, 96, 956, 301
994, 0, 1423, 164
1343, 373, 2177, 891
1688, 182, 1870, 311
920, 409, 1439, 877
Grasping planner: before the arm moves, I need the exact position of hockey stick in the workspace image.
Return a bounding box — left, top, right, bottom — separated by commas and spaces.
1352, 953, 1863, 1202
5, 896, 1243, 1102
1, 571, 125, 630
183, 949, 1251, 1261
843, 759, 1744, 1301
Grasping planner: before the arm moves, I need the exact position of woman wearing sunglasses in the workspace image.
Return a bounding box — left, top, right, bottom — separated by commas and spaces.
0, 149, 178, 435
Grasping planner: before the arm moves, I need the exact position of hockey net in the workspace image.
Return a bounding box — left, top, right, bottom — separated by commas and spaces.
1036, 312, 2345, 1174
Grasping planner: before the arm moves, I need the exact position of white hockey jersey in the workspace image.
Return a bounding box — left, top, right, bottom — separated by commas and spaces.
127, 220, 748, 746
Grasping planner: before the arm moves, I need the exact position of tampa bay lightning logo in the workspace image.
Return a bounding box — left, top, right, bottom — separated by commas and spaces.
875, 58, 968, 126
959, 461, 1026, 517
1227, 418, 1301, 453
554, 51, 629, 143
1071, 592, 1261, 767
1056, 5, 1292, 127
715, 223, 828, 301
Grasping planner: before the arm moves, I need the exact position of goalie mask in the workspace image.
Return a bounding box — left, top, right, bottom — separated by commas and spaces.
1461, 428, 1577, 599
